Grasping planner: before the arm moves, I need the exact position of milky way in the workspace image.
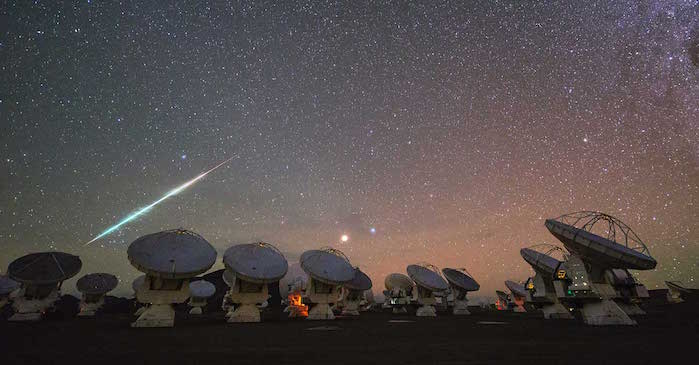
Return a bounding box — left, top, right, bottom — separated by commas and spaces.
1, 1, 697, 297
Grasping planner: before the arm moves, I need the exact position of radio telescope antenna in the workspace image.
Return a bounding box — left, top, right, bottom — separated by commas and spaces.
127, 229, 217, 327
7, 252, 82, 321
76, 273, 118, 317
520, 245, 573, 319
300, 247, 354, 320
442, 268, 480, 315
546, 211, 657, 325
407, 263, 448, 317
223, 242, 288, 323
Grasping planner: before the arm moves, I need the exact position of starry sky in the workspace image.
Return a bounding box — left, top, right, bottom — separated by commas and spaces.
1, 1, 697, 298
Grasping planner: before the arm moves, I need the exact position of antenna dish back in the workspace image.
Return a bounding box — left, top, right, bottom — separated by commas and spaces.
545, 211, 656, 270
127, 229, 217, 279
300, 248, 354, 285
223, 242, 288, 284
384, 273, 414, 290
520, 245, 566, 277
505, 280, 527, 297
407, 263, 448, 292
442, 268, 480, 291
8, 252, 82, 285
76, 273, 118, 295
344, 268, 372, 291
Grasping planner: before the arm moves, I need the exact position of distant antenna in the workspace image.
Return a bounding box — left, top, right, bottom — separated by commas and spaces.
76, 273, 118, 317
338, 267, 372, 316
7, 252, 82, 321
300, 248, 354, 320
383, 273, 415, 314
127, 229, 217, 328
223, 242, 288, 323
495, 290, 511, 311
546, 211, 657, 325
407, 263, 448, 317
188, 280, 216, 315
442, 268, 479, 315
665, 281, 699, 303
519, 245, 573, 319
504, 280, 527, 313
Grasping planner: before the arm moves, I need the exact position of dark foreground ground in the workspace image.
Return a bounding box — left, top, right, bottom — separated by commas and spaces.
2, 302, 697, 365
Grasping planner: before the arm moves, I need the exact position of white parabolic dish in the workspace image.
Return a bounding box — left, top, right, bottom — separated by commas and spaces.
189, 280, 216, 298
8, 252, 82, 285
385, 273, 414, 291
300, 249, 354, 285
442, 268, 480, 292
545, 212, 657, 270
127, 229, 217, 279
407, 264, 448, 292
76, 273, 119, 295
223, 242, 288, 284
520, 248, 562, 277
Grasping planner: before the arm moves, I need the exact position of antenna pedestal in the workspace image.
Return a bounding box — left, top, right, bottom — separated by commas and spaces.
131, 277, 190, 328
666, 287, 683, 303
416, 304, 437, 317
340, 289, 362, 316
306, 279, 340, 320
606, 269, 648, 316
541, 303, 573, 319
580, 299, 636, 325
341, 305, 359, 316
188, 297, 208, 315
392, 306, 408, 314
9, 288, 59, 322
453, 299, 470, 315
415, 288, 437, 317
614, 301, 645, 316
228, 280, 268, 323
340, 299, 360, 316
388, 289, 411, 313
78, 295, 105, 317
134, 306, 148, 316
229, 302, 262, 322
131, 303, 176, 327
526, 275, 572, 319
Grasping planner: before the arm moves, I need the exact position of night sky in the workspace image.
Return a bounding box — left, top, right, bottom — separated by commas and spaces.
1, 1, 697, 298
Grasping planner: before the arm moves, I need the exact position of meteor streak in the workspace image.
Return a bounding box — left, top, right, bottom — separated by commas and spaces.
84, 157, 233, 246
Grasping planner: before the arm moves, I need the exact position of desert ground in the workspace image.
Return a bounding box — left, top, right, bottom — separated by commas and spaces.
2, 299, 696, 365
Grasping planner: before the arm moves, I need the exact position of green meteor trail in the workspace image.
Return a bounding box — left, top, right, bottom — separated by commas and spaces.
84, 157, 233, 246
